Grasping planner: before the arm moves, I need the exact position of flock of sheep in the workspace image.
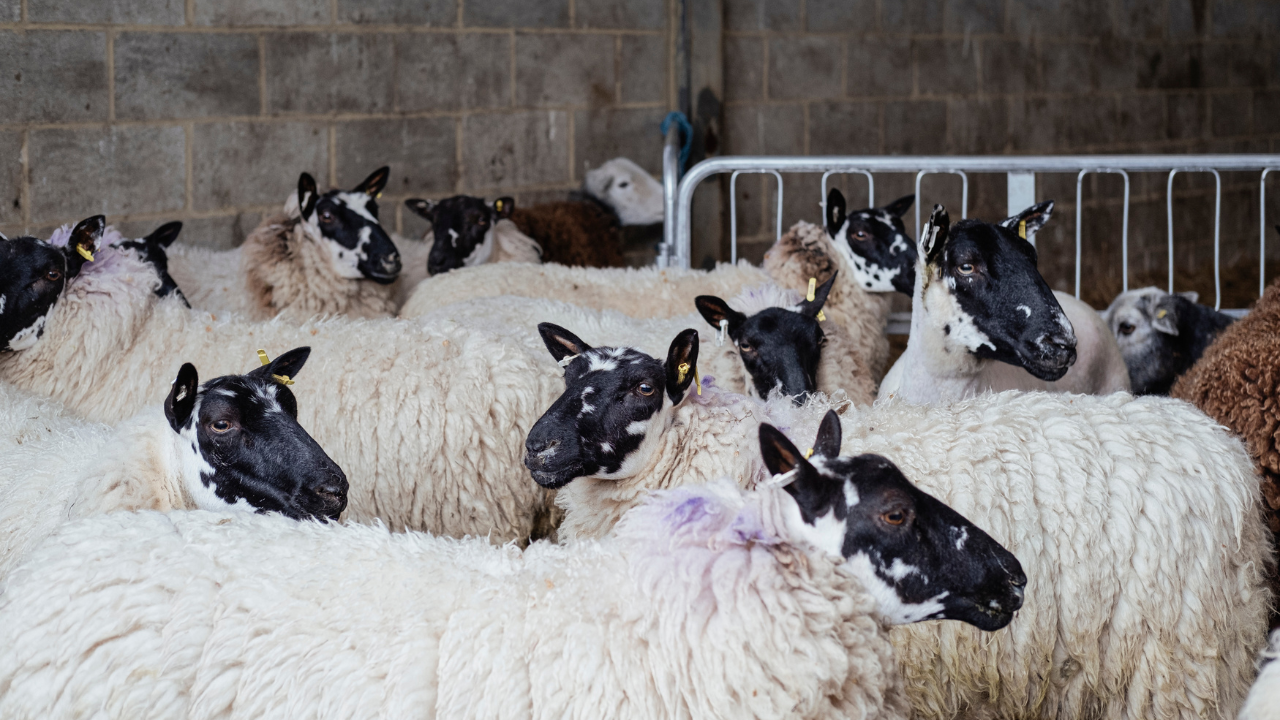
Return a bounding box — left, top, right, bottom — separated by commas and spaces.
0, 155, 1278, 719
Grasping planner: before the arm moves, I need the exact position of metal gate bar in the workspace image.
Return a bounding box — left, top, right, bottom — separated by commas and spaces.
664, 153, 1280, 317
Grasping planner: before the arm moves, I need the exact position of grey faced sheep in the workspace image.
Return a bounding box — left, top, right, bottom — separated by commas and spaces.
525, 325, 1271, 720
878, 204, 1130, 403
166, 167, 404, 321
0, 217, 561, 543
0, 422, 1026, 720
582, 156, 665, 226
0, 350, 346, 580
1103, 286, 1235, 395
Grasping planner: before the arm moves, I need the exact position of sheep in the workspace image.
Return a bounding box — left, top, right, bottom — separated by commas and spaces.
410, 275, 876, 406
0, 423, 1028, 720
0, 217, 561, 543
878, 204, 1130, 403
1172, 275, 1280, 596
1240, 630, 1280, 720
0, 350, 346, 580
525, 325, 1273, 720
582, 156, 665, 226
1103, 286, 1236, 395
111, 220, 188, 305
405, 192, 624, 276
166, 167, 404, 321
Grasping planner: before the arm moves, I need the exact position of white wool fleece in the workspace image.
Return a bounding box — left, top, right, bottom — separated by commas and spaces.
167, 192, 399, 321
0, 382, 221, 580
0, 242, 561, 543
410, 284, 876, 406
1240, 630, 1280, 720
0, 482, 910, 720
552, 386, 1272, 720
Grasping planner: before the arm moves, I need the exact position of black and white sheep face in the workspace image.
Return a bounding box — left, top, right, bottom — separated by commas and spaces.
825, 190, 917, 295
919, 204, 1077, 382
695, 274, 833, 404
761, 412, 1027, 632
525, 324, 699, 489
297, 168, 401, 285
0, 216, 102, 352
165, 348, 348, 522
408, 194, 512, 276
115, 221, 189, 306
1102, 286, 1233, 395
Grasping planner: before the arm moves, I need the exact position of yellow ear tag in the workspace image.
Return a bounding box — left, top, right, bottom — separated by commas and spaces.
677, 361, 702, 396
1018, 220, 1027, 240
804, 448, 815, 459
806, 277, 826, 321
76, 245, 95, 262
1156, 309, 1168, 319
256, 349, 295, 386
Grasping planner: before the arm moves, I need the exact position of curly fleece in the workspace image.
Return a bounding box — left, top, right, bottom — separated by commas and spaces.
0, 482, 909, 720
0, 238, 559, 543
166, 193, 399, 321
561, 388, 1273, 720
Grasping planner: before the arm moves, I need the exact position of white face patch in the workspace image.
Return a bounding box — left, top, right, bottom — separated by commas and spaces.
888, 233, 909, 255
600, 442, 612, 453
0, 294, 6, 315
255, 383, 282, 414
448, 228, 459, 247
586, 354, 619, 373
845, 553, 950, 624
322, 229, 370, 280
885, 558, 922, 582
461, 227, 495, 267
626, 420, 649, 435
596, 395, 675, 480
1017, 304, 1032, 318
6, 311, 49, 351
334, 192, 379, 224
213, 388, 237, 398
780, 489, 847, 558
830, 219, 900, 294
954, 526, 968, 550
924, 275, 996, 354
843, 481, 860, 510
176, 399, 249, 513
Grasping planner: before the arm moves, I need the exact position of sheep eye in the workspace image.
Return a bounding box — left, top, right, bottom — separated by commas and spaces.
636, 383, 655, 396
618, 181, 630, 188
881, 510, 907, 526
1118, 322, 1135, 336
209, 419, 233, 433
957, 263, 975, 276
320, 210, 334, 222
44, 269, 62, 282
853, 230, 868, 240
738, 340, 753, 353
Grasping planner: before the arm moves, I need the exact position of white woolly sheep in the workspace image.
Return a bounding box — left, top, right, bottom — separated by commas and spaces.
582, 156, 665, 226
525, 326, 1272, 720
1103, 286, 1236, 395
0, 433, 1028, 720
1240, 630, 1280, 720
167, 167, 404, 321
0, 217, 560, 543
879, 204, 1130, 403
0, 352, 346, 580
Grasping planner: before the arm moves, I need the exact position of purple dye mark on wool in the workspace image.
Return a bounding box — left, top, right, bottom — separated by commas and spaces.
665, 495, 710, 529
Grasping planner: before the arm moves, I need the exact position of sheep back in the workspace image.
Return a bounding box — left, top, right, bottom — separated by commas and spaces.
511, 200, 623, 268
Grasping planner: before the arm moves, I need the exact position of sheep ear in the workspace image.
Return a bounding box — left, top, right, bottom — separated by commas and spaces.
762, 422, 843, 524
1151, 297, 1180, 336
165, 363, 200, 432
664, 328, 700, 404
353, 166, 390, 198
404, 198, 435, 222
493, 197, 516, 220
1001, 200, 1054, 238
65, 215, 105, 278
298, 173, 319, 221
144, 221, 182, 248
538, 323, 593, 364
797, 272, 835, 318
1177, 290, 1199, 304
884, 194, 915, 218
812, 409, 842, 458
694, 296, 745, 335
251, 346, 311, 383
920, 205, 949, 267
825, 189, 847, 238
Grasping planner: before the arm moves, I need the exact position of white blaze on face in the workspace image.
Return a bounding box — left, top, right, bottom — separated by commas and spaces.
924, 272, 995, 354
845, 553, 950, 624
334, 192, 379, 224
0, 294, 6, 315
1017, 304, 1032, 318
597, 394, 675, 480
175, 399, 251, 513
462, 227, 495, 267
6, 311, 49, 351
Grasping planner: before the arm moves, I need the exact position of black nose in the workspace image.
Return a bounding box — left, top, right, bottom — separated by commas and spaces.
524, 439, 559, 468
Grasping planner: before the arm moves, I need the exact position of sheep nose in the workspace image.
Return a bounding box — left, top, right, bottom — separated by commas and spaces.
1034, 333, 1076, 366
525, 439, 559, 466
382, 253, 401, 273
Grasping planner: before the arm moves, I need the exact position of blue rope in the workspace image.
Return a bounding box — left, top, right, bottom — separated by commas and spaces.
661, 111, 693, 176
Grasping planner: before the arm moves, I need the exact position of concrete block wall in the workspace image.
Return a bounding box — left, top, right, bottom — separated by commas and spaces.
720, 0, 1280, 308
0, 0, 671, 250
